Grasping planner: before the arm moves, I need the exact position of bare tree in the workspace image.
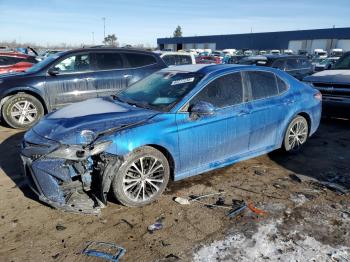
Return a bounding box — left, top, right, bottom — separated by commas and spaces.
103, 34, 118, 46
173, 26, 183, 37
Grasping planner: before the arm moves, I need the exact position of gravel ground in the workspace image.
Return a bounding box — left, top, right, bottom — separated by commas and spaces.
0, 118, 349, 262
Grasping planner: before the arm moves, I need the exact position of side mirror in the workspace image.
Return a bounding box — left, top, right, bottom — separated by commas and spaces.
48, 67, 60, 76
189, 101, 215, 119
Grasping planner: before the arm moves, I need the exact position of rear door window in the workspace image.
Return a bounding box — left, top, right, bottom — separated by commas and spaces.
176, 55, 192, 65
276, 76, 288, 93
190, 72, 244, 108
124, 53, 157, 68
246, 71, 279, 100
162, 55, 176, 66
272, 59, 285, 70
94, 52, 123, 70
285, 59, 298, 71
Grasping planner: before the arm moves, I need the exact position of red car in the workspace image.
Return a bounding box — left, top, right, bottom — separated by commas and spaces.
0, 52, 37, 74
196, 55, 221, 64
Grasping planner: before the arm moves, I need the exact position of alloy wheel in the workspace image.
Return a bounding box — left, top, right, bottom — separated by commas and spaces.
10, 100, 38, 125
122, 156, 165, 202
287, 118, 308, 150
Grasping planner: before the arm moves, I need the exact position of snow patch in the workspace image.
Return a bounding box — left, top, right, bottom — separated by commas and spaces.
193, 221, 350, 262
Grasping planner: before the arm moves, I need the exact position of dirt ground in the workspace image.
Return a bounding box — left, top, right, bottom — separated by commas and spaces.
0, 118, 349, 262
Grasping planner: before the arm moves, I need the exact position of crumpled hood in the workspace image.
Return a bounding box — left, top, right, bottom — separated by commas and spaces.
304, 70, 350, 84
32, 97, 158, 144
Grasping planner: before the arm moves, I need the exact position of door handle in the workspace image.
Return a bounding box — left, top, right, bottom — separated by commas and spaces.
237, 110, 250, 116
123, 74, 132, 78
283, 99, 295, 105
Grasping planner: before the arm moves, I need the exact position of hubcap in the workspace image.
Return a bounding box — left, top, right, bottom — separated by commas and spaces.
123, 156, 164, 202
10, 101, 37, 125
288, 119, 308, 150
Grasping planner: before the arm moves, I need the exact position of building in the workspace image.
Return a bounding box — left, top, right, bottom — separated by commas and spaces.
157, 27, 350, 53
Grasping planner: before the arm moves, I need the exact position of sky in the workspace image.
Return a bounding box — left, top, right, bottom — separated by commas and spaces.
0, 0, 350, 47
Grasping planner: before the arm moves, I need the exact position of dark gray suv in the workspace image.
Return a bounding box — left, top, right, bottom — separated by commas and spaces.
0, 48, 166, 129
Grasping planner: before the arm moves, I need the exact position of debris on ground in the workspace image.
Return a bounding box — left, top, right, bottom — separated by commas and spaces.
174, 197, 190, 205
247, 202, 268, 216
81, 241, 126, 262
226, 200, 247, 218
148, 217, 165, 233
55, 223, 66, 231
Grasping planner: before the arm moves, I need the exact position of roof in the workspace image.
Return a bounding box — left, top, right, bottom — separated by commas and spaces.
161, 64, 247, 74
59, 47, 156, 56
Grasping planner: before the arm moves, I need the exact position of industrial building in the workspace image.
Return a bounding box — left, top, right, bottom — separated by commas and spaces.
157, 27, 350, 53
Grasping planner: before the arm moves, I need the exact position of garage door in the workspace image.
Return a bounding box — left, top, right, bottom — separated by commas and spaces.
288, 40, 303, 53
311, 39, 327, 51
336, 39, 350, 51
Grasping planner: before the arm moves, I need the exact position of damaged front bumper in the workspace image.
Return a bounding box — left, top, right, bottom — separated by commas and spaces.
20, 130, 121, 215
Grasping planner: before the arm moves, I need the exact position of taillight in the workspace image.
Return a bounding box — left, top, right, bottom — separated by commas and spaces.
314, 92, 322, 101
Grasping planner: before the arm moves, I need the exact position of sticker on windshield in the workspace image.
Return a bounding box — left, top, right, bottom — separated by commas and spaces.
171, 77, 195, 86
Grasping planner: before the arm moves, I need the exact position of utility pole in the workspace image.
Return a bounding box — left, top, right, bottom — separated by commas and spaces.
92, 32, 95, 45
102, 17, 106, 41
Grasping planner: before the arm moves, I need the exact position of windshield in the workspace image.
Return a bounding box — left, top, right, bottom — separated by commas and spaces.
25, 55, 59, 73
332, 54, 350, 70
117, 71, 204, 112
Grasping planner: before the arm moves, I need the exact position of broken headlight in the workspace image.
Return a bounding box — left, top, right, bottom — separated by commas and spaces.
79, 130, 97, 145
47, 141, 112, 160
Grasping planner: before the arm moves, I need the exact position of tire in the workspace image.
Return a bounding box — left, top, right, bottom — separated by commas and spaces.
1, 93, 44, 129
111, 146, 170, 207
283, 115, 309, 153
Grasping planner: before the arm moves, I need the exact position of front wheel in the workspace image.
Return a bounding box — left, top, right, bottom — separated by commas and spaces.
1, 93, 44, 129
283, 115, 309, 153
111, 146, 170, 207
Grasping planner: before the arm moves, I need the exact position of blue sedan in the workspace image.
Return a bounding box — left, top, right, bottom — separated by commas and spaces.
21, 64, 322, 212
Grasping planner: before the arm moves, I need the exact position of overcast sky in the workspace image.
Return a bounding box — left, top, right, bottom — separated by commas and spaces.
0, 0, 349, 46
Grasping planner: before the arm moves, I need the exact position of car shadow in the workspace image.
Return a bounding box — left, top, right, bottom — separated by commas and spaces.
269, 117, 350, 191
0, 131, 39, 201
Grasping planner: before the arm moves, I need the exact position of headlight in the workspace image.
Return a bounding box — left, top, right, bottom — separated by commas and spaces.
79, 130, 97, 144
47, 141, 112, 160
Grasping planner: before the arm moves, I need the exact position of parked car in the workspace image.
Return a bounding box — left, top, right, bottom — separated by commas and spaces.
222, 49, 237, 56
330, 49, 344, 57
313, 49, 328, 59
0, 52, 38, 74
238, 55, 313, 80
228, 55, 247, 64
156, 51, 195, 66
21, 64, 321, 212
314, 57, 340, 72
303, 51, 350, 117
270, 50, 281, 55
196, 56, 221, 64
0, 48, 166, 129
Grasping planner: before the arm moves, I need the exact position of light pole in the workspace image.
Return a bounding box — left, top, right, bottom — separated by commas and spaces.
102, 17, 106, 42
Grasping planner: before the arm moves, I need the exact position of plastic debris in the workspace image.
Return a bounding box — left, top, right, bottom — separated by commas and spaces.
81, 241, 126, 262
226, 200, 247, 218
247, 202, 268, 216
148, 217, 164, 233
174, 197, 190, 205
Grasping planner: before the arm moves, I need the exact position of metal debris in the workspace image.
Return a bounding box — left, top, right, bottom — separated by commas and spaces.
226, 200, 247, 218
148, 217, 165, 233
81, 241, 126, 262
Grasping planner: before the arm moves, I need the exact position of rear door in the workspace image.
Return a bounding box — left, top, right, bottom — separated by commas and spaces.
244, 70, 284, 151
123, 52, 164, 85
285, 58, 302, 79
44, 52, 96, 109
91, 51, 131, 97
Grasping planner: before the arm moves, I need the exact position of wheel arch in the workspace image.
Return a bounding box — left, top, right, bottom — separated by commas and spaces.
0, 88, 48, 114
144, 144, 176, 181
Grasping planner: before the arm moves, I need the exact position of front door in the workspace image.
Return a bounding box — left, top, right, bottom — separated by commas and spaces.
44, 53, 96, 109
176, 72, 251, 175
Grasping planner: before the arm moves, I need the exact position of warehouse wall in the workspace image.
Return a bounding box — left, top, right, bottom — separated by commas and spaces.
157, 27, 350, 51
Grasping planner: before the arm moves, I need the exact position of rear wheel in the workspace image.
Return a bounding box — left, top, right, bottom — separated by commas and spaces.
283, 115, 309, 152
111, 146, 170, 207
1, 93, 44, 129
